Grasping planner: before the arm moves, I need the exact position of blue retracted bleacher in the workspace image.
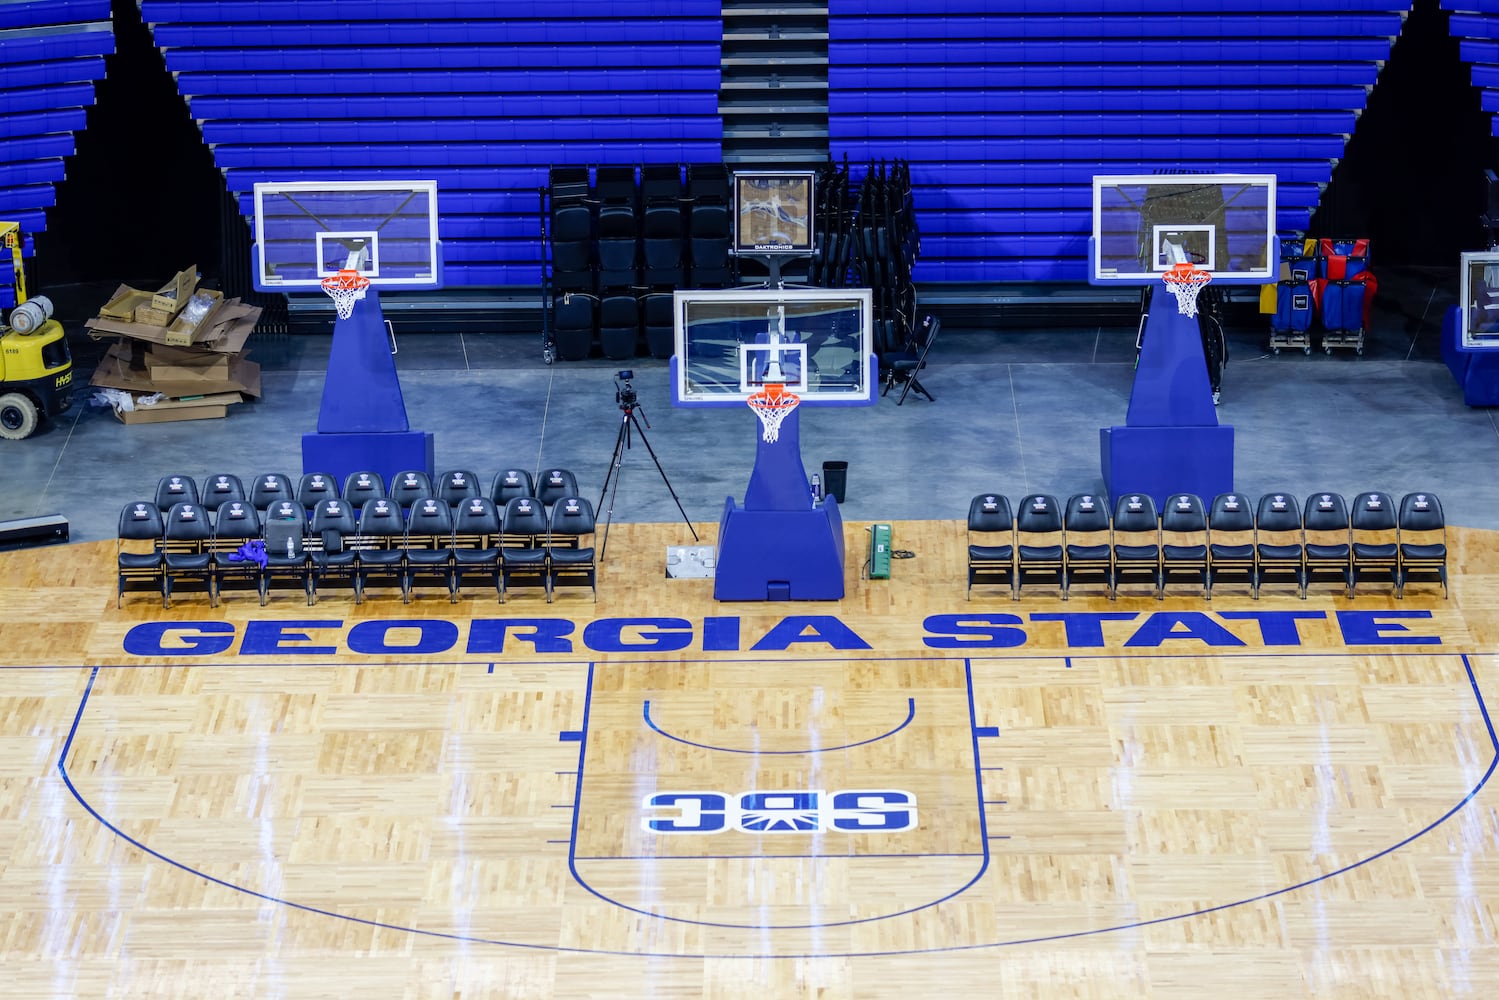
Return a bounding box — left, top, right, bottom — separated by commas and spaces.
147, 0, 693, 17
828, 2, 1407, 283
0, 4, 112, 263
833, 40, 1397, 65
831, 14, 1404, 40
151, 21, 720, 48
833, 88, 1370, 115
0, 32, 115, 64
176, 68, 720, 97
840, 113, 1358, 138
832, 64, 1382, 89
0, 57, 107, 90
189, 93, 719, 121
0, 110, 89, 141
8, 84, 100, 116
0, 1, 109, 27
5, 0, 1413, 291
139, 0, 724, 288
0, 186, 60, 212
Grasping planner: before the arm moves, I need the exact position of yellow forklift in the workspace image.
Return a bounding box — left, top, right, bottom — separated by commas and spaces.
0, 222, 73, 439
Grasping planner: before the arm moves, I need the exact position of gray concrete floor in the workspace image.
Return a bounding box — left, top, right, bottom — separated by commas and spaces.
6, 265, 1497, 544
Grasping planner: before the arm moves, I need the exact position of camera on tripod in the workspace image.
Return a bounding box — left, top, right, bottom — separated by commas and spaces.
614, 370, 637, 409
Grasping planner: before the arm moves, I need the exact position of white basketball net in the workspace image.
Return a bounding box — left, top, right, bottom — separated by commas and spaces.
321, 270, 370, 320
746, 384, 800, 443
1162, 264, 1212, 318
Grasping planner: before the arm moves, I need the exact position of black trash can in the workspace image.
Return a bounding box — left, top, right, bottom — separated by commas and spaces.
821, 461, 849, 504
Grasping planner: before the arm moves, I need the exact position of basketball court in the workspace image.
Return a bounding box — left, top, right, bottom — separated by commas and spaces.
3, 514, 1497, 998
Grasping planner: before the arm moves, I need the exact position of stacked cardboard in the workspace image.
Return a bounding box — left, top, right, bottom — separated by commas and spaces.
85, 267, 264, 424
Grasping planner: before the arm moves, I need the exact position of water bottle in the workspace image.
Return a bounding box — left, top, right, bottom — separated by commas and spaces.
286, 534, 295, 559
810, 473, 821, 507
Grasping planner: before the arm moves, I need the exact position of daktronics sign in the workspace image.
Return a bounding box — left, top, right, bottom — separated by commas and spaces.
120, 610, 1445, 657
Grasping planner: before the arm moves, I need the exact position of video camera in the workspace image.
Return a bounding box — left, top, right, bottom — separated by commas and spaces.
614, 370, 637, 409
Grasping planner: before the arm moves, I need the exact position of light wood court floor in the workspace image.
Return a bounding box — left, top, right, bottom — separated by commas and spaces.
2, 520, 1497, 998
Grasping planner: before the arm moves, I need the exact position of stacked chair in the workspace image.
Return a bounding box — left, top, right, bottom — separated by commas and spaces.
687, 163, 732, 288
539, 159, 920, 362
545, 166, 598, 362
852, 159, 920, 357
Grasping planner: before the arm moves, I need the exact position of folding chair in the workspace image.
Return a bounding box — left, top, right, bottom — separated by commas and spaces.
1397, 492, 1447, 598
1254, 492, 1306, 599
1111, 493, 1162, 600
1302, 492, 1352, 598
881, 314, 939, 405
965, 493, 1014, 600
1160, 493, 1208, 598
1349, 491, 1398, 596
117, 501, 165, 608
1062, 493, 1112, 601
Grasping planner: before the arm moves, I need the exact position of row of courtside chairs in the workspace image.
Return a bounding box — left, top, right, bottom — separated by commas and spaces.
117, 469, 597, 608
966, 490, 1447, 601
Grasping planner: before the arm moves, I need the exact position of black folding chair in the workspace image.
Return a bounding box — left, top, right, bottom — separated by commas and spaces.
881, 314, 939, 405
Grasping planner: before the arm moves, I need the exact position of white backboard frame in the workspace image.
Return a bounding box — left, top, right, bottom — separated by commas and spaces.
1091, 173, 1277, 285
252, 180, 441, 291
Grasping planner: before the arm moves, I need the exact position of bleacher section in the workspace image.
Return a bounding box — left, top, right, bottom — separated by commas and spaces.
827, 2, 1410, 283
139, 0, 724, 288
0, 0, 113, 309
1447, 3, 1499, 150
4, 5, 1479, 299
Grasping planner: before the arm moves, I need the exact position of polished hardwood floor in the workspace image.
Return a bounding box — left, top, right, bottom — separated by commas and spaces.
2, 519, 1496, 998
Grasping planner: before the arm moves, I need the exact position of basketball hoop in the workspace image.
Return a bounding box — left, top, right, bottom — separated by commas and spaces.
321, 268, 370, 320
746, 382, 800, 443
1162, 262, 1212, 318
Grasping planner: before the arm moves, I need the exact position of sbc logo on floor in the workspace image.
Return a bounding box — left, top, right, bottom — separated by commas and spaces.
641, 790, 917, 834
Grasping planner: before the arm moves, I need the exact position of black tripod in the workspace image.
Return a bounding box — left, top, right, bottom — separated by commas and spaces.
598, 379, 698, 560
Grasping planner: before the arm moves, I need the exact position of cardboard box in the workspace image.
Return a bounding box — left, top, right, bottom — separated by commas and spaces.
97, 267, 200, 326
86, 289, 259, 352
151, 265, 198, 313
111, 391, 245, 425
98, 286, 154, 321
91, 345, 262, 400
147, 351, 231, 382
164, 289, 224, 346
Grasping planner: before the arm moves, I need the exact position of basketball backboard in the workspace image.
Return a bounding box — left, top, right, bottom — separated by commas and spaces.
1090, 173, 1277, 284
251, 180, 442, 291
1460, 250, 1499, 349
671, 288, 876, 407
